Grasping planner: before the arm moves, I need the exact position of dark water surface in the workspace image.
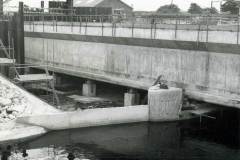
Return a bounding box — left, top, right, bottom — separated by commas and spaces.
1, 109, 240, 160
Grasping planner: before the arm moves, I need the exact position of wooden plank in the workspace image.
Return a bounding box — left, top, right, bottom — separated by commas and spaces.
15, 74, 53, 83
189, 106, 219, 115
68, 95, 109, 104
30, 86, 77, 95
0, 58, 15, 64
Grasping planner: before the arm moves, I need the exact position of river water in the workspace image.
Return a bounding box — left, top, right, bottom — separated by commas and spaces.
1, 108, 240, 160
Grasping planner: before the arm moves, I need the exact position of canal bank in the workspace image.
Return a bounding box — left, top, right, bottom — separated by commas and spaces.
0, 71, 222, 144
1, 108, 240, 160
0, 73, 184, 142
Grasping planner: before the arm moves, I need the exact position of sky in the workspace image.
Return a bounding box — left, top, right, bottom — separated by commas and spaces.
121, 0, 221, 11
3, 0, 222, 12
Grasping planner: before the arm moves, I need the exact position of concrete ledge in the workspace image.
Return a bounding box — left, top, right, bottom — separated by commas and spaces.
17, 105, 149, 130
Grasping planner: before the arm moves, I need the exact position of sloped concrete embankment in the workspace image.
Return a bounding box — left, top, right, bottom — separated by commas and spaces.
0, 74, 60, 143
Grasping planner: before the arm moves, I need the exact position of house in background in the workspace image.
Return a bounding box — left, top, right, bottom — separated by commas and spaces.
3, 0, 133, 17
72, 0, 133, 18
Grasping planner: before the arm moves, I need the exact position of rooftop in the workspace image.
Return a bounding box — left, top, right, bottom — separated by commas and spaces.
73, 0, 104, 7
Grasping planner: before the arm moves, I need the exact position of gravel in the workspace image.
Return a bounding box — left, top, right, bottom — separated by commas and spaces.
0, 81, 29, 123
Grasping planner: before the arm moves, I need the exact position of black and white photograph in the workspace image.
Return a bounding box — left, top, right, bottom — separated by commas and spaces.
1, 0, 240, 159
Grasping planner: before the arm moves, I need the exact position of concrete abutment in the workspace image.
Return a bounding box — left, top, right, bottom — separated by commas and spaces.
148, 86, 183, 121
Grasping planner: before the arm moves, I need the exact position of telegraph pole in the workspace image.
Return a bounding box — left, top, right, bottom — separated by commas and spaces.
0, 0, 3, 16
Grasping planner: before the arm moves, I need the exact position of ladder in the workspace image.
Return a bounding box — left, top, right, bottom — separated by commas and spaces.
0, 38, 15, 65
13, 64, 60, 106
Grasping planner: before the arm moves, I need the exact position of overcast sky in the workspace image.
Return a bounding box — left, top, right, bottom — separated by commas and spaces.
121, 0, 221, 11
3, 0, 222, 12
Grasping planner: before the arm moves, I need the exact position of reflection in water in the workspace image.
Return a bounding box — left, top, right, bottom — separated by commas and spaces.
1, 109, 240, 159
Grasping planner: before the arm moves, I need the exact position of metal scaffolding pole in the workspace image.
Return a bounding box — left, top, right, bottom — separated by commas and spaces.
0, 0, 3, 16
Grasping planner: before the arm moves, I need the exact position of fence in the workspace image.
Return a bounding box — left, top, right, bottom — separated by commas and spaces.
23, 11, 240, 44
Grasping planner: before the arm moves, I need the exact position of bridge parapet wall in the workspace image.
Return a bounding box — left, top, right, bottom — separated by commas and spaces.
24, 21, 240, 44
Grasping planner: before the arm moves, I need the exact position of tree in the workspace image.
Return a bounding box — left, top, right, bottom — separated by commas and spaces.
188, 3, 202, 14
157, 4, 180, 14
202, 7, 219, 14
221, 0, 239, 15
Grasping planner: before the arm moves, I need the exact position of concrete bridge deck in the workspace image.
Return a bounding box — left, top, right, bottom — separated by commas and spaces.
24, 21, 240, 109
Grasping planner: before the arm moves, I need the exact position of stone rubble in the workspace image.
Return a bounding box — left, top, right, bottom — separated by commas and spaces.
0, 81, 29, 123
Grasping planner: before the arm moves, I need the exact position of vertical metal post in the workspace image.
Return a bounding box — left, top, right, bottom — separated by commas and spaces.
150, 18, 153, 39
197, 24, 201, 47
42, 14, 45, 32
52, 15, 54, 31
132, 21, 134, 38
71, 15, 73, 33
101, 16, 104, 36
112, 22, 114, 37
0, 0, 3, 16
85, 16, 88, 35
175, 15, 178, 39
237, 16, 240, 45
56, 15, 58, 32
206, 16, 209, 44
32, 15, 35, 32
154, 22, 157, 39
79, 16, 82, 34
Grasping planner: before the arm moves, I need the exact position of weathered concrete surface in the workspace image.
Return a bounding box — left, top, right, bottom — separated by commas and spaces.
149, 87, 182, 121
25, 34, 240, 108
17, 105, 149, 130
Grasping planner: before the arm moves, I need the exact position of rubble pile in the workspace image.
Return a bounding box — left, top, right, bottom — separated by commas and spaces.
0, 81, 29, 123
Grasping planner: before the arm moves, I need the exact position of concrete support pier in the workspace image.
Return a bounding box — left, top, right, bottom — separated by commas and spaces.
54, 74, 62, 86
82, 80, 96, 97
148, 86, 182, 121
124, 89, 140, 106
